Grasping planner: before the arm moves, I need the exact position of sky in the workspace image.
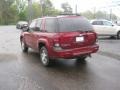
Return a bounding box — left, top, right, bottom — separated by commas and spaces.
51, 0, 109, 12
35, 0, 120, 17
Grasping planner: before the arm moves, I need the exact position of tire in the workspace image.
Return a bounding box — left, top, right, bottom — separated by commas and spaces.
117, 31, 120, 39
21, 39, 28, 52
76, 56, 87, 63
39, 46, 51, 67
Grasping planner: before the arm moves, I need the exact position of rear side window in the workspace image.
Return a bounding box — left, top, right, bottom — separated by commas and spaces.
92, 21, 103, 25
45, 18, 57, 32
36, 19, 43, 31
103, 21, 112, 26
58, 17, 93, 32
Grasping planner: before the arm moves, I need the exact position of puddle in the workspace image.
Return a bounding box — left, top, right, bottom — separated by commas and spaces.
0, 53, 18, 62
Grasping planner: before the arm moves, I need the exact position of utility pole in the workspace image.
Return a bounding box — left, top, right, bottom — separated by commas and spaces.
110, 8, 112, 21
40, 0, 45, 17
93, 7, 96, 19
75, 4, 77, 14
75, 0, 78, 14
28, 0, 32, 23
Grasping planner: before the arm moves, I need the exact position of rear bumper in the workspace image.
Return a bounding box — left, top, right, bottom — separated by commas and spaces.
50, 44, 99, 59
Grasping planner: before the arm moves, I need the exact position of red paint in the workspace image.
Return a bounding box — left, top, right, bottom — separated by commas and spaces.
20, 16, 99, 59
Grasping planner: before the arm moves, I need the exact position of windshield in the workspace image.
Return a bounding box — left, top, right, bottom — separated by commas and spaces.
58, 17, 93, 32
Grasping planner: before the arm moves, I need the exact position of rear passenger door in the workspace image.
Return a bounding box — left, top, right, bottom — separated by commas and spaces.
92, 21, 105, 35
102, 21, 115, 35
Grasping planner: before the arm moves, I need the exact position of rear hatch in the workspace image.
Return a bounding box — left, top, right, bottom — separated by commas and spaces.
57, 16, 97, 49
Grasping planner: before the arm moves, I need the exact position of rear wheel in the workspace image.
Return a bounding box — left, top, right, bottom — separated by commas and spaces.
117, 31, 120, 39
76, 56, 87, 63
39, 46, 51, 67
21, 39, 28, 52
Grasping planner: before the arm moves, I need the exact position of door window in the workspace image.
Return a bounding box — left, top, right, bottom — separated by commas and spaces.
92, 21, 103, 25
29, 20, 36, 29
35, 19, 43, 31
45, 18, 57, 32
103, 21, 113, 26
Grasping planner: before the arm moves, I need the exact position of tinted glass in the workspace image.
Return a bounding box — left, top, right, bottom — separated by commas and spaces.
45, 18, 57, 32
58, 17, 93, 32
36, 19, 42, 31
92, 21, 103, 25
29, 20, 36, 29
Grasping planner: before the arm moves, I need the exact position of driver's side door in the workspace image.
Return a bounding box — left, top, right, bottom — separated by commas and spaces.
25, 20, 37, 48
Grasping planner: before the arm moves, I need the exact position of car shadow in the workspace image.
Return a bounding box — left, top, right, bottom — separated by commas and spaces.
20, 50, 88, 71
98, 36, 118, 40
19, 50, 96, 87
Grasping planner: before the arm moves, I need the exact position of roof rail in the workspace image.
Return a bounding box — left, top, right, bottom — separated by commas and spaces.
59, 13, 81, 16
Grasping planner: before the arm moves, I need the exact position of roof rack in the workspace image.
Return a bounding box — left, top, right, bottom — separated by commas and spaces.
59, 13, 81, 16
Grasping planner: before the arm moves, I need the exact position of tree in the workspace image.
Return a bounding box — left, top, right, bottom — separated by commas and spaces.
14, 0, 27, 21
82, 11, 94, 19
32, 2, 42, 19
40, 0, 52, 16
61, 2, 72, 14
15, 0, 27, 13
81, 10, 118, 21
0, 0, 62, 25
0, 0, 17, 24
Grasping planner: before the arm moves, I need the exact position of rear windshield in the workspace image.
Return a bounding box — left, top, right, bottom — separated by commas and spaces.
58, 17, 93, 32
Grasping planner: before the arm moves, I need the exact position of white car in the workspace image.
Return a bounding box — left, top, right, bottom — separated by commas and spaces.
16, 21, 28, 29
91, 19, 120, 39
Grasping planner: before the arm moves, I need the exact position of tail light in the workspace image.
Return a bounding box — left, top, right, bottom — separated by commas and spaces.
53, 35, 63, 51
94, 32, 98, 44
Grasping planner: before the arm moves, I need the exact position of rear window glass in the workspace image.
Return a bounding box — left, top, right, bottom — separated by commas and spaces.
45, 18, 57, 32
58, 17, 93, 32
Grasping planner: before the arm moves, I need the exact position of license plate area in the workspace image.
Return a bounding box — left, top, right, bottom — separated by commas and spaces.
76, 36, 84, 42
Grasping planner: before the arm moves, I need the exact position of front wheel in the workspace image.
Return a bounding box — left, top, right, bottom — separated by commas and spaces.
117, 31, 120, 39
21, 39, 28, 52
39, 47, 51, 67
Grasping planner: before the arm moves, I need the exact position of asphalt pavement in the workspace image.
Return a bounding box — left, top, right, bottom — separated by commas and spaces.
0, 26, 120, 90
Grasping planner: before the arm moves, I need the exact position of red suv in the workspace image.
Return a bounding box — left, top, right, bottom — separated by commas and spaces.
20, 15, 99, 66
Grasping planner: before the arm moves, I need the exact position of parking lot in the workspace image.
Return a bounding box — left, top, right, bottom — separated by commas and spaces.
0, 26, 120, 90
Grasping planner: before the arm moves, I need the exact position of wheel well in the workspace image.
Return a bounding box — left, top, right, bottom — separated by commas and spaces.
117, 31, 120, 34
20, 36, 23, 42
38, 43, 45, 50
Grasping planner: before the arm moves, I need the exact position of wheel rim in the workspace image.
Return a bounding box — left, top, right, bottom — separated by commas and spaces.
40, 49, 48, 65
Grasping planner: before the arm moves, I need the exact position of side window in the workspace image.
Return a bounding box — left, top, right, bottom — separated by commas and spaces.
45, 18, 57, 32
92, 21, 103, 25
103, 21, 112, 26
36, 19, 43, 31
92, 21, 97, 25
29, 20, 36, 29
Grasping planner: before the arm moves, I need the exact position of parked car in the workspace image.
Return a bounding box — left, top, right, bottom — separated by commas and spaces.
20, 15, 99, 66
90, 19, 120, 39
115, 20, 120, 26
16, 21, 28, 29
